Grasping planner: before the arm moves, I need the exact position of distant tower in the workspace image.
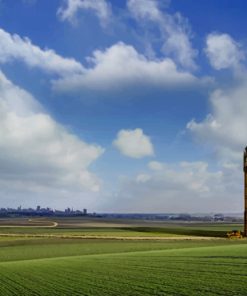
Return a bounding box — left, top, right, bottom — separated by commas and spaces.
83, 208, 87, 215
243, 147, 247, 236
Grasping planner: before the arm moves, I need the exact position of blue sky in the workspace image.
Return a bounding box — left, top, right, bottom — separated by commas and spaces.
0, 0, 246, 213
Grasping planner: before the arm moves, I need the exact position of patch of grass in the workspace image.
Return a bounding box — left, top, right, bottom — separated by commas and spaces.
0, 237, 237, 263
1, 241, 247, 295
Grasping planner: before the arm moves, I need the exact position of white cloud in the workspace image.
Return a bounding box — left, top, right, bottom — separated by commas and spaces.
127, 0, 162, 21
57, 0, 112, 27
136, 174, 151, 183
188, 34, 247, 163
113, 128, 154, 158
205, 33, 245, 70
53, 42, 198, 92
108, 161, 241, 213
0, 70, 104, 206
187, 83, 247, 162
148, 161, 163, 171
0, 28, 203, 95
127, 0, 197, 70
0, 28, 84, 76
182, 33, 247, 214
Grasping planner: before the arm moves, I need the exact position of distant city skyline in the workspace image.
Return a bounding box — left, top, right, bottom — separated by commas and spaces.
0, 0, 246, 213
0, 205, 88, 217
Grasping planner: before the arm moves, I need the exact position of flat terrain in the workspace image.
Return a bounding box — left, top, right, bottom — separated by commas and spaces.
0, 217, 246, 295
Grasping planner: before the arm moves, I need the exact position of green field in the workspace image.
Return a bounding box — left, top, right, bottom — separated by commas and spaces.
0, 218, 246, 295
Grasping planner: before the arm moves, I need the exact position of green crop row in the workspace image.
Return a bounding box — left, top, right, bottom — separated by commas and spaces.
0, 238, 247, 295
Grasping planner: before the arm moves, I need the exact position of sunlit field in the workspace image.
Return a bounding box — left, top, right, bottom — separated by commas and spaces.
0, 217, 246, 295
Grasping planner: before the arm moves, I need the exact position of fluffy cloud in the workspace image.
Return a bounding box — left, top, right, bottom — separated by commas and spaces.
0, 70, 104, 206
0, 28, 84, 76
205, 33, 245, 70
188, 33, 247, 164
148, 161, 163, 171
108, 161, 241, 213
127, 0, 197, 70
53, 42, 198, 92
0, 28, 199, 93
187, 83, 247, 162
113, 128, 154, 158
181, 32, 247, 215
57, 0, 112, 27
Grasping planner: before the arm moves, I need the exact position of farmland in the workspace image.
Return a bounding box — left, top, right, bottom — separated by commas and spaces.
0, 217, 247, 295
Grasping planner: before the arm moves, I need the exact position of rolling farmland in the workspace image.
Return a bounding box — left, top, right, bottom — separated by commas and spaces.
0, 218, 247, 295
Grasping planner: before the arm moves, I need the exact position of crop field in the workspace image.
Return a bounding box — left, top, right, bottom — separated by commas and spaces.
0, 217, 247, 295
0, 217, 242, 238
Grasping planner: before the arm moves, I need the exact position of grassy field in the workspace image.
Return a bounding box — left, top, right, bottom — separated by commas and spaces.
0, 217, 246, 295
0, 217, 243, 237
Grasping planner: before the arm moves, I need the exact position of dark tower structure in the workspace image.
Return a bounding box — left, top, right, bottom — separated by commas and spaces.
244, 147, 247, 237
